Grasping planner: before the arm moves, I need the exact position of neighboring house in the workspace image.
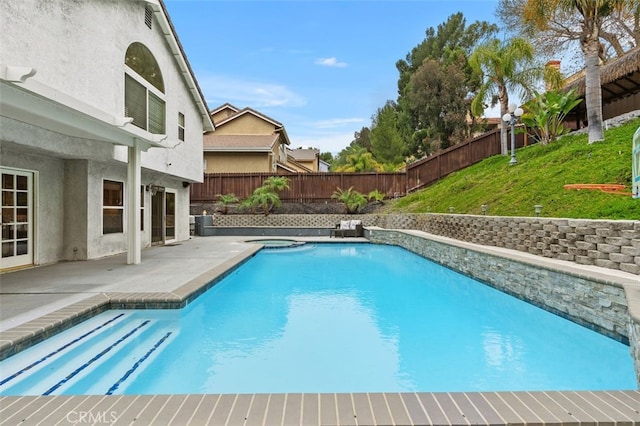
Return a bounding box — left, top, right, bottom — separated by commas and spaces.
563, 48, 640, 129
319, 159, 331, 173
0, 0, 214, 269
203, 104, 292, 173
287, 147, 321, 172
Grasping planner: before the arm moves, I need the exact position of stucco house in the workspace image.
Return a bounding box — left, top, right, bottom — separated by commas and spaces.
0, 0, 214, 270
203, 104, 293, 173
287, 147, 321, 172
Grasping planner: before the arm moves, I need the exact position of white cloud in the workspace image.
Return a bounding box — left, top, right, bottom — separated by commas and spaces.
315, 57, 348, 68
312, 118, 365, 129
198, 73, 306, 108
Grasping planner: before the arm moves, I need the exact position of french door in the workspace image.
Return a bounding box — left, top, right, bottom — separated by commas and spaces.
151, 188, 175, 245
1, 168, 34, 269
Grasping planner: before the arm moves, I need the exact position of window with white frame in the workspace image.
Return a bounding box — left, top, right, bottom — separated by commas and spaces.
103, 180, 124, 234
178, 112, 185, 141
124, 42, 166, 135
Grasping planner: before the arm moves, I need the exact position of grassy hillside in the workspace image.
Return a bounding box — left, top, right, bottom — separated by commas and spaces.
385, 118, 640, 220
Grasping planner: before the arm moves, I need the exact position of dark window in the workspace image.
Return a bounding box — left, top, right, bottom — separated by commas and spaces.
124, 43, 165, 135
178, 112, 185, 141
103, 180, 123, 234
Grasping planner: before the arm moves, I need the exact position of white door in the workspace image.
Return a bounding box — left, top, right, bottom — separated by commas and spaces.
1, 168, 34, 270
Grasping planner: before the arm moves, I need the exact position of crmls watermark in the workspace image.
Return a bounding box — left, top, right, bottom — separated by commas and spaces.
65, 411, 118, 424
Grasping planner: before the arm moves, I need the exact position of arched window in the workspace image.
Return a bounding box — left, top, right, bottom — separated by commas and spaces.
124, 42, 165, 134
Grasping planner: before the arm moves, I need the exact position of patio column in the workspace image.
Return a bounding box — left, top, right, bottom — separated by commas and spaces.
127, 141, 142, 265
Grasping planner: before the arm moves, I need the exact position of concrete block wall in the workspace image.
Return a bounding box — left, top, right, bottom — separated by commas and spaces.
207, 213, 640, 275
209, 214, 375, 228
413, 215, 640, 275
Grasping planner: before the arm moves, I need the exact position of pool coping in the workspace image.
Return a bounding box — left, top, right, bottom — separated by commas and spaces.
1, 391, 640, 425
1, 233, 640, 425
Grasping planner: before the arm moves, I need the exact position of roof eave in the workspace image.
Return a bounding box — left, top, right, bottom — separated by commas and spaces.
150, 0, 214, 132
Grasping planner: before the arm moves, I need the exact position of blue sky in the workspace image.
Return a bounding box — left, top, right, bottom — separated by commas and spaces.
164, 0, 501, 154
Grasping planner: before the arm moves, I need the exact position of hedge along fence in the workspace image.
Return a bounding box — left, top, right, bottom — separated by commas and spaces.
190, 128, 530, 203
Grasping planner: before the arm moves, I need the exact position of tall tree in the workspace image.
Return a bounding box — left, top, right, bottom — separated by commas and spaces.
407, 54, 471, 150
396, 13, 498, 157
469, 37, 541, 155
499, 0, 639, 143
331, 127, 372, 171
369, 101, 406, 164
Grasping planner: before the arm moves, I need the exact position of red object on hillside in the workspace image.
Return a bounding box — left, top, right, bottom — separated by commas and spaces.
563, 184, 631, 195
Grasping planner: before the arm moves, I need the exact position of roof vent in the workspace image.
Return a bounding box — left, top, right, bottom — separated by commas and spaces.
144, 6, 153, 29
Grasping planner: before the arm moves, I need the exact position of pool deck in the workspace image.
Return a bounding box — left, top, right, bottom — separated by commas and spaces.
1, 234, 640, 425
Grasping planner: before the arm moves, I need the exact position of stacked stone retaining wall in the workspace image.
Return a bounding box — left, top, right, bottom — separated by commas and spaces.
207, 213, 640, 275
368, 229, 630, 342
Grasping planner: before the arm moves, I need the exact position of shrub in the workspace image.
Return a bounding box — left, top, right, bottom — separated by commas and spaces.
242, 177, 290, 216
367, 189, 385, 204
216, 193, 238, 214
520, 89, 582, 145
332, 187, 367, 214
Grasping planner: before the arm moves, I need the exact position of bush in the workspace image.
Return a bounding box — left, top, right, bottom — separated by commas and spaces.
331, 187, 367, 214
242, 177, 290, 216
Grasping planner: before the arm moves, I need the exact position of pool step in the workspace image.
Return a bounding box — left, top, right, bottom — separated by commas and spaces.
0, 313, 176, 396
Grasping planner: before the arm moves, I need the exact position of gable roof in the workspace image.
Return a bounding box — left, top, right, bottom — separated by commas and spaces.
210, 103, 240, 117
208, 104, 291, 146
213, 107, 284, 129
288, 147, 319, 161
203, 134, 280, 152
285, 154, 314, 172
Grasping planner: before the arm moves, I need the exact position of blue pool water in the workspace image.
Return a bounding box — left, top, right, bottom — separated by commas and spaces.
0, 243, 636, 395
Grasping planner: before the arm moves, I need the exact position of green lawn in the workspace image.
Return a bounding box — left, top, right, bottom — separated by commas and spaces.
385, 118, 640, 219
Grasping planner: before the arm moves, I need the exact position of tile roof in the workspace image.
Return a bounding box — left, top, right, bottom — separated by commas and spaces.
288, 148, 319, 161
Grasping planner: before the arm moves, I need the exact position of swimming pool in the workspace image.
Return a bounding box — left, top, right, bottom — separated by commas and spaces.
0, 243, 635, 395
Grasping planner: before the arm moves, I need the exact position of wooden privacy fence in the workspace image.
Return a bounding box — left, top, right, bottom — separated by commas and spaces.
190, 172, 407, 203
191, 127, 530, 203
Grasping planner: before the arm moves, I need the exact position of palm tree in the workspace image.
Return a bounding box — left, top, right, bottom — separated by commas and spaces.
248, 186, 282, 216
521, 0, 632, 143
216, 193, 238, 215
262, 176, 290, 192
242, 176, 290, 216
470, 37, 541, 155
331, 187, 367, 214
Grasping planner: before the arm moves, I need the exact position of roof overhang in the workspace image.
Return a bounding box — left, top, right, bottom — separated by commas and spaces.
1, 65, 168, 151
277, 162, 299, 173
149, 0, 214, 133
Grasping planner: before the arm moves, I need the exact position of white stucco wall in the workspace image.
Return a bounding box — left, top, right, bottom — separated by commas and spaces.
0, 139, 65, 266
2, 0, 205, 182
1, 0, 207, 265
